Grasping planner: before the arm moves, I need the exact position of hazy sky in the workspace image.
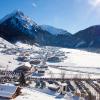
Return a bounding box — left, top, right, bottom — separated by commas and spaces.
0, 0, 100, 33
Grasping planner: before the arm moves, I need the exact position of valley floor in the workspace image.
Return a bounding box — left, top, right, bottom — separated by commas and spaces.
0, 42, 100, 100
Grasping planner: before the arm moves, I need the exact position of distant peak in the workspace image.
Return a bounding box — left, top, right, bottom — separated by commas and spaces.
12, 9, 24, 16
0, 10, 25, 24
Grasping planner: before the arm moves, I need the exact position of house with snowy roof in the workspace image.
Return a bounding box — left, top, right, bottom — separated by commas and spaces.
0, 84, 21, 99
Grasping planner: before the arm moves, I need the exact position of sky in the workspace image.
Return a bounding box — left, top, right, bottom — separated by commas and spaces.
0, 0, 100, 33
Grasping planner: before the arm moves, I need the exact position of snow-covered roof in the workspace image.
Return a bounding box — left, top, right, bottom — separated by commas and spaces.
24, 62, 31, 68
0, 84, 19, 99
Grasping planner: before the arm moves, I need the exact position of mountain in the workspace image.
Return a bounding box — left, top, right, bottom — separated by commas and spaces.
74, 25, 100, 47
0, 10, 79, 48
0, 10, 38, 43
40, 25, 70, 35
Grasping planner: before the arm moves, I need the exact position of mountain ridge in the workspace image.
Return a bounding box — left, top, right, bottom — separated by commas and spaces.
0, 10, 79, 48
74, 25, 100, 47
0, 10, 100, 48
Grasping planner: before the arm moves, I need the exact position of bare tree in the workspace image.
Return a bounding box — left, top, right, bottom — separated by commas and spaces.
61, 70, 66, 79
48, 71, 54, 78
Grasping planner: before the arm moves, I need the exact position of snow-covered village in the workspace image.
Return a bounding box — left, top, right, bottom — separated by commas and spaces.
0, 37, 100, 100
0, 0, 100, 100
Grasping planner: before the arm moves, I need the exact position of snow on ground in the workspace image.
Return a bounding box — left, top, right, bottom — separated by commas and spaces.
0, 42, 40, 71
0, 43, 100, 74
14, 83, 82, 100
0, 52, 19, 71
47, 48, 100, 74
60, 48, 100, 67
14, 88, 65, 100
0, 37, 15, 49
40, 25, 69, 35
15, 42, 39, 50
0, 41, 100, 100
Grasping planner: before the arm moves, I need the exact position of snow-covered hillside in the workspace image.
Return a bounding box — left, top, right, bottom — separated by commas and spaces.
40, 25, 71, 35
0, 37, 15, 48
0, 40, 100, 73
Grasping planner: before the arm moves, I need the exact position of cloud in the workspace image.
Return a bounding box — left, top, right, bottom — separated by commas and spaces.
88, 0, 100, 7
32, 2, 37, 7
76, 0, 100, 7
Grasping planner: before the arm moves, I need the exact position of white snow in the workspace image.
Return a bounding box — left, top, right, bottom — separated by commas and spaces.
0, 53, 19, 71
0, 40, 100, 100
47, 48, 100, 68
60, 48, 100, 68
15, 42, 39, 50
40, 25, 70, 35
24, 62, 31, 68
47, 48, 100, 76
14, 88, 65, 100
0, 37, 15, 49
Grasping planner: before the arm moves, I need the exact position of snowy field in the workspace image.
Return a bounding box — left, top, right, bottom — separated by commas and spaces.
47, 48, 100, 75
14, 88, 63, 100
48, 47, 100, 67
14, 87, 81, 100
0, 53, 19, 71
0, 40, 100, 100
